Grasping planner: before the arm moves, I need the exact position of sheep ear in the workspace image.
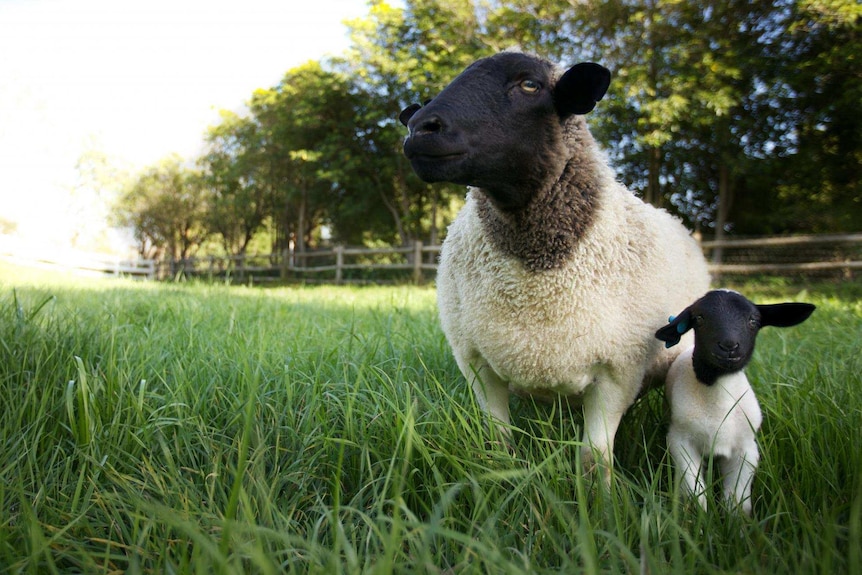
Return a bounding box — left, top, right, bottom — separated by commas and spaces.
399, 103, 422, 126
554, 63, 611, 117
757, 302, 816, 328
655, 309, 693, 348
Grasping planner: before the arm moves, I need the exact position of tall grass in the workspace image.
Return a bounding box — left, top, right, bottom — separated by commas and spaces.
1, 262, 860, 573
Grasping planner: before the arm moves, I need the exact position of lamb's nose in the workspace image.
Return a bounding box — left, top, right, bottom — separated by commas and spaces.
718, 341, 739, 352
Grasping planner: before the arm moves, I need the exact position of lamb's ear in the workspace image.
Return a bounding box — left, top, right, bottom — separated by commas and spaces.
554, 63, 611, 117
655, 309, 693, 348
757, 302, 816, 328
399, 103, 422, 126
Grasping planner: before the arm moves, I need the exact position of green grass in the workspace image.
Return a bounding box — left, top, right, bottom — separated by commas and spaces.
1, 262, 860, 574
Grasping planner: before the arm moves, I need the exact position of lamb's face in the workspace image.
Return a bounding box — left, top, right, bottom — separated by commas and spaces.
399, 53, 610, 211
689, 291, 761, 384
657, 290, 816, 386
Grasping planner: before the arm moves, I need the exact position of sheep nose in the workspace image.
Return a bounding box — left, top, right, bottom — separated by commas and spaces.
718, 341, 739, 352
412, 115, 446, 137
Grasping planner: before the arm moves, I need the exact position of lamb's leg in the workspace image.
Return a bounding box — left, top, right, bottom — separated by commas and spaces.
668, 428, 707, 510
721, 442, 759, 515
582, 379, 637, 484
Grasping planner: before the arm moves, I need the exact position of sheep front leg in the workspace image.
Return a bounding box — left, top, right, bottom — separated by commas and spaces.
668, 428, 707, 510
460, 354, 511, 431
581, 380, 635, 484
721, 442, 759, 515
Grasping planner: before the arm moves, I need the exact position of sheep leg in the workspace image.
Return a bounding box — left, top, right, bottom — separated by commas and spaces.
461, 355, 511, 429
721, 443, 759, 515
668, 429, 707, 510
581, 380, 634, 484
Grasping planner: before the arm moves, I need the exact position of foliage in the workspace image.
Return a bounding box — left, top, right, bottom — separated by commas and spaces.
199, 111, 270, 256
337, 0, 488, 247
115, 155, 208, 260
113, 1, 861, 261
247, 62, 362, 254
1, 261, 860, 573
734, 0, 862, 234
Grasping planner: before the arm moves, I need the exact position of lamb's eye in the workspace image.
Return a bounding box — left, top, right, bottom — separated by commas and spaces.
748, 316, 759, 329
693, 314, 704, 326
519, 79, 541, 93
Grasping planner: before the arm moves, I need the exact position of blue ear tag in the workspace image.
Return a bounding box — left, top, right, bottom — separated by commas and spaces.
664, 315, 685, 348
676, 319, 688, 334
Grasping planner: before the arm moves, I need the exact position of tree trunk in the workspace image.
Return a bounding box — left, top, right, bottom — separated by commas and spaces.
398, 182, 413, 246
428, 188, 439, 263
712, 163, 734, 265
378, 183, 408, 247
297, 187, 307, 257
645, 146, 662, 207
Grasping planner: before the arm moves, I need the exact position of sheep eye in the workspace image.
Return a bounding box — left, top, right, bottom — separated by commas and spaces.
748, 316, 759, 329
693, 314, 704, 326
519, 79, 541, 93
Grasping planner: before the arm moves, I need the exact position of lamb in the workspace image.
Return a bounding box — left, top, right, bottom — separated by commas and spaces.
655, 289, 815, 514
398, 51, 711, 478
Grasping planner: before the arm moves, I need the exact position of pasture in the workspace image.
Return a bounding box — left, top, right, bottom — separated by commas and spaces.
1, 261, 860, 574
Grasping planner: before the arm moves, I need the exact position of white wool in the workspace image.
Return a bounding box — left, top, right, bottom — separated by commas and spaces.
666, 347, 762, 514
436, 136, 710, 471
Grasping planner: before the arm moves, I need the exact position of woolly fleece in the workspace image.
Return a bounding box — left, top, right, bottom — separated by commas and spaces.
666, 346, 762, 513
436, 114, 710, 465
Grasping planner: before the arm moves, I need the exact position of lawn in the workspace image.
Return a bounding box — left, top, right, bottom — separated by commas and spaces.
1, 262, 860, 574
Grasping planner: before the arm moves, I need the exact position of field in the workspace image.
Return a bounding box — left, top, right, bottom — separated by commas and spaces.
1, 261, 860, 574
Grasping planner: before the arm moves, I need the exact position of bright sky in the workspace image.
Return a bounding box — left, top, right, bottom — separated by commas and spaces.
0, 0, 372, 252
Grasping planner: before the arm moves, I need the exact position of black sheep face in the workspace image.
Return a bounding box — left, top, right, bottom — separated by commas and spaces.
655, 290, 816, 386
399, 52, 610, 212
688, 292, 763, 383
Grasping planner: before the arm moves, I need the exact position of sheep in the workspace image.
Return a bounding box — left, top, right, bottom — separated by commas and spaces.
655, 289, 815, 514
398, 51, 711, 479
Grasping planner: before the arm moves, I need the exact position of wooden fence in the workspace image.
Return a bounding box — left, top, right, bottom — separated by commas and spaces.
702, 233, 862, 279
1, 245, 156, 280
161, 241, 441, 284
5, 233, 859, 284
159, 233, 862, 285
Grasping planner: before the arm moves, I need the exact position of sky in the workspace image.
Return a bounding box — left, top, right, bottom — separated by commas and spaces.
0, 0, 374, 253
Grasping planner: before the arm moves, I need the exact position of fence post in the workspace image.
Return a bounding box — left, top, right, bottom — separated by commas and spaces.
335, 245, 344, 285
413, 240, 424, 284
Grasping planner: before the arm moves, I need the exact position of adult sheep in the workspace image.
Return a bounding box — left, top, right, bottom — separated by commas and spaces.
399, 51, 710, 478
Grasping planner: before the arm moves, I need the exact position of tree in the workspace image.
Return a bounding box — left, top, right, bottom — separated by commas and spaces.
491, 3, 784, 238
200, 111, 268, 255
766, 0, 861, 232
132, 0, 857, 264
248, 61, 365, 256
339, 0, 491, 247
115, 156, 208, 261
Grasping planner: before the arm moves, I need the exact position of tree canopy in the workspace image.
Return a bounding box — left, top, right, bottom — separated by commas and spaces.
117, 0, 861, 260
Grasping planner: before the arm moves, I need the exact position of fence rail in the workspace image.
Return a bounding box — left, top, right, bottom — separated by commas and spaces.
163, 241, 442, 284
0, 242, 156, 279
4, 233, 860, 284
702, 232, 862, 279
700, 233, 862, 249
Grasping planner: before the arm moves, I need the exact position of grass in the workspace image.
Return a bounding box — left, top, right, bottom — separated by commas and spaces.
1, 261, 860, 574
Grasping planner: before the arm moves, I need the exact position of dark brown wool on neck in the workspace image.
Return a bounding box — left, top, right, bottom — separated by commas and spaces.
476, 153, 601, 272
